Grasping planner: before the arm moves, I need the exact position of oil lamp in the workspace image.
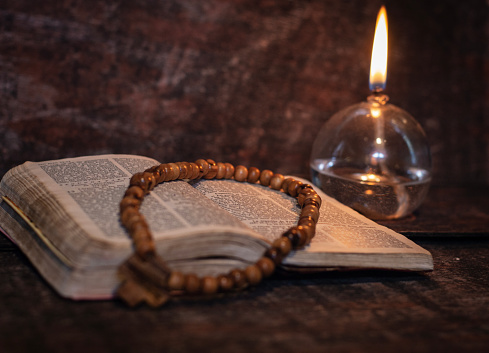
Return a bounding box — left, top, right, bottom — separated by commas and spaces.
310, 6, 432, 220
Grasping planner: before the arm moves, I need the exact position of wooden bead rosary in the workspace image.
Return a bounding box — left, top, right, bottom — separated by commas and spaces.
117, 159, 321, 307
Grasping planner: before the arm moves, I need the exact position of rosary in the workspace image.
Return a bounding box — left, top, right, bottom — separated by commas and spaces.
117, 159, 321, 307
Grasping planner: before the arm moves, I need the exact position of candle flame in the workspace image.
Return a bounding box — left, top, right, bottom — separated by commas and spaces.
369, 6, 388, 92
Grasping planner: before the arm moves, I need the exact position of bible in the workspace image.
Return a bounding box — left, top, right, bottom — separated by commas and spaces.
0, 154, 433, 300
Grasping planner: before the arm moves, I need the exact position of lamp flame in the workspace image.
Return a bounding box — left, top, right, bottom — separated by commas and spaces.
369, 6, 388, 92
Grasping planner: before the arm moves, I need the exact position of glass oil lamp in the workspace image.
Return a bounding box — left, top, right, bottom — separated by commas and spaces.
310, 6, 432, 220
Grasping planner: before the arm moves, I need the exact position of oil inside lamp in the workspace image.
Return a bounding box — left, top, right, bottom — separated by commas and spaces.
310, 6, 432, 220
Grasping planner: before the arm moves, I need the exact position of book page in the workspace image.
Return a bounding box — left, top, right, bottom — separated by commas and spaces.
23, 155, 256, 242
191, 178, 432, 267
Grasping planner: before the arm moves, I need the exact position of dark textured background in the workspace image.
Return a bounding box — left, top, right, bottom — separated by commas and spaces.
1, 0, 488, 184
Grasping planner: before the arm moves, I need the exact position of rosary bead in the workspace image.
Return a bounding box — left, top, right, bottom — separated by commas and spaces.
230, 269, 247, 289
216, 162, 227, 179
282, 226, 308, 248
119, 197, 141, 213
234, 165, 248, 182
188, 162, 201, 180
201, 276, 219, 295
269, 173, 285, 190
303, 198, 321, 208
305, 193, 322, 208
155, 166, 167, 183
124, 186, 145, 200
288, 180, 303, 197
195, 159, 210, 177
264, 247, 282, 265
299, 187, 317, 197
125, 214, 148, 234
300, 184, 314, 192
298, 225, 315, 244
273, 237, 292, 256
121, 208, 141, 227
297, 194, 306, 207
176, 162, 189, 179
167, 271, 185, 291
129, 221, 149, 237
281, 178, 293, 194
135, 238, 156, 258
145, 165, 161, 182
184, 274, 201, 294
129, 172, 155, 193
159, 164, 172, 182
301, 204, 320, 222
224, 163, 235, 179
256, 257, 275, 277
167, 163, 181, 180
247, 167, 260, 183
132, 224, 151, 244
203, 159, 218, 179
217, 275, 234, 292
259, 170, 274, 186
245, 265, 262, 286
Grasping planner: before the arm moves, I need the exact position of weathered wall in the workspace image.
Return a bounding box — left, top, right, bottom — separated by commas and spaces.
1, 0, 487, 184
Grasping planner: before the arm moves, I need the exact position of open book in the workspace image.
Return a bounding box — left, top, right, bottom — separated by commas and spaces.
0, 154, 432, 300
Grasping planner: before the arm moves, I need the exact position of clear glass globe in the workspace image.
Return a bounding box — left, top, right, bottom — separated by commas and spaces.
310, 94, 432, 220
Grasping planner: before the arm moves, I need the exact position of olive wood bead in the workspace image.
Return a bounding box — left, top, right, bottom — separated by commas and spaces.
272, 236, 292, 256
282, 226, 308, 248
298, 225, 315, 244
130, 221, 148, 234
247, 167, 260, 183
132, 225, 151, 243
184, 274, 201, 294
195, 159, 210, 177
304, 198, 321, 208
120, 197, 141, 212
188, 162, 201, 179
129, 172, 156, 193
217, 275, 234, 292
135, 238, 155, 258
281, 178, 294, 195
159, 164, 173, 182
145, 165, 161, 181
124, 186, 145, 200
167, 271, 185, 291
245, 265, 262, 286
288, 180, 303, 197
234, 165, 248, 182
259, 170, 274, 186
201, 276, 219, 294
216, 162, 227, 179
272, 237, 292, 257
224, 163, 235, 179
230, 269, 247, 288
264, 247, 282, 264
297, 193, 306, 207
167, 163, 181, 180
269, 173, 285, 190
299, 187, 317, 197
256, 257, 275, 277
121, 208, 141, 226
176, 162, 189, 179
203, 159, 218, 179
299, 215, 315, 224
301, 204, 320, 222
305, 194, 322, 207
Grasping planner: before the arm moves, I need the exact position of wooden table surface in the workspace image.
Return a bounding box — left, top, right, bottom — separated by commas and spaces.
1, 185, 488, 353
